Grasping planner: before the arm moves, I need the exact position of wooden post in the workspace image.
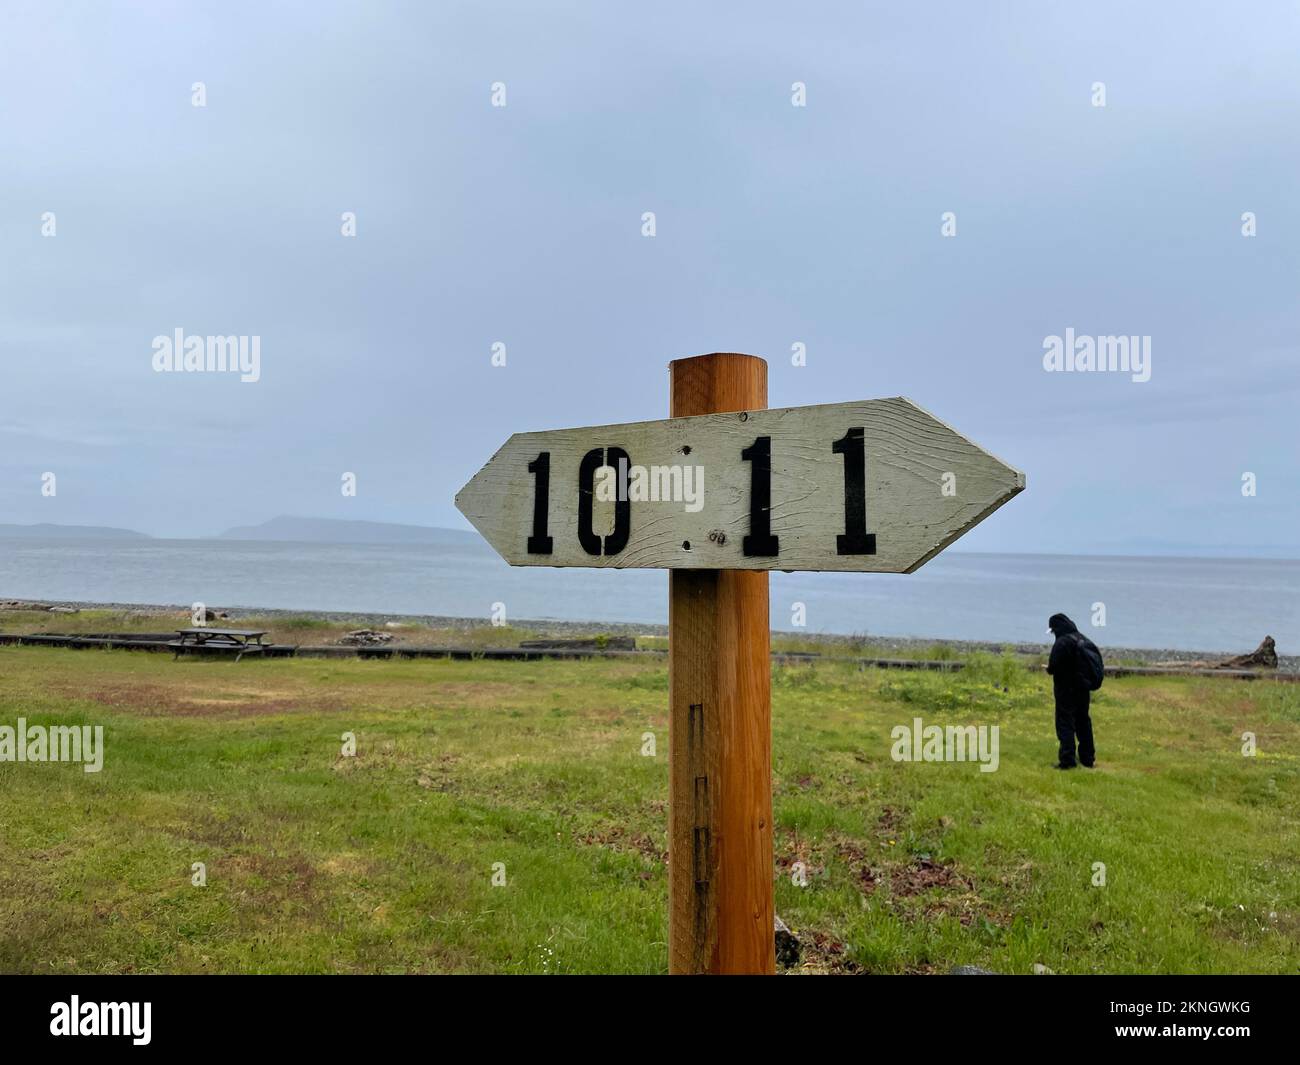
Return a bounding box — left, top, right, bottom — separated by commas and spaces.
668, 352, 774, 974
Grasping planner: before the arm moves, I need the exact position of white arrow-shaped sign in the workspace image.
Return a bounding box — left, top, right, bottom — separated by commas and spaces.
456, 396, 1024, 572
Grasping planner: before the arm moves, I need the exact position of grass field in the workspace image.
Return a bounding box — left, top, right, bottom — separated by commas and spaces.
1, 642, 1297, 974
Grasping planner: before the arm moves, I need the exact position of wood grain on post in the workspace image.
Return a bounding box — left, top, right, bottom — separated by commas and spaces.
668, 353, 774, 974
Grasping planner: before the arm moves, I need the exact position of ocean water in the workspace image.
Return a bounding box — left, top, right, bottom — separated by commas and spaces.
0, 537, 1296, 654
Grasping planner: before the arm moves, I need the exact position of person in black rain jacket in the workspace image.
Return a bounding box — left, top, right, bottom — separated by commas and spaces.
1046, 613, 1096, 769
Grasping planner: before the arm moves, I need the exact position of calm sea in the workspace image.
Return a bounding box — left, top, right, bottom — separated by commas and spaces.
1, 537, 1296, 654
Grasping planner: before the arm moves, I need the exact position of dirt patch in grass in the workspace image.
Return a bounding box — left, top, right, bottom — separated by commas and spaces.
828, 837, 999, 926
891, 856, 973, 896
318, 852, 370, 877
225, 851, 321, 904
576, 825, 666, 864
74, 682, 348, 718
995, 859, 1036, 890
793, 929, 861, 975
166, 813, 253, 848
50, 681, 176, 713
881, 857, 1012, 930
42, 681, 332, 723
416, 754, 460, 792
26, 841, 79, 864
876, 805, 903, 837
169, 696, 348, 718
922, 892, 1009, 928
827, 838, 878, 893
774, 853, 825, 882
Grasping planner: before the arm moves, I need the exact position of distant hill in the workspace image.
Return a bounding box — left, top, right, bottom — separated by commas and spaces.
216, 515, 481, 546
0, 522, 150, 540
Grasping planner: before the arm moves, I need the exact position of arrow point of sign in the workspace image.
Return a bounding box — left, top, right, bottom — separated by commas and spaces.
454, 435, 521, 558
889, 397, 1025, 573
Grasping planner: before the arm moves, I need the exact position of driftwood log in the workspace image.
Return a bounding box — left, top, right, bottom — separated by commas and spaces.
338, 629, 394, 646
1154, 636, 1280, 672
1216, 636, 1278, 670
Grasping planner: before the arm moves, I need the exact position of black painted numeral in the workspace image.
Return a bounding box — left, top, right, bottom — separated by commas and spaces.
577, 447, 631, 556
526, 452, 553, 554
832, 427, 876, 555
741, 435, 779, 557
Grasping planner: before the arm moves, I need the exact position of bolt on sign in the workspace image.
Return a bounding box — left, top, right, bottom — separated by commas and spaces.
456, 396, 1024, 570
456, 353, 1024, 976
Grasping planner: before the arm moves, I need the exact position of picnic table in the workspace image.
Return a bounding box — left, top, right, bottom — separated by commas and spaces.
170, 628, 269, 661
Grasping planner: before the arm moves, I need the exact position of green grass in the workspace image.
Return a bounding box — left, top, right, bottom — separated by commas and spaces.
0, 645, 1296, 974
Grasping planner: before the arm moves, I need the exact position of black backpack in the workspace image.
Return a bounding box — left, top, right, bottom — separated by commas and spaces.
1072, 633, 1105, 691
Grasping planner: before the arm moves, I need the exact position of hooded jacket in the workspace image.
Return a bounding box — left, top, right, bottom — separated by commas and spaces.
1046, 613, 1088, 699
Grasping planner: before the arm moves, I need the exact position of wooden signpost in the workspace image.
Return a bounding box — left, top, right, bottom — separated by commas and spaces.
456, 352, 1024, 974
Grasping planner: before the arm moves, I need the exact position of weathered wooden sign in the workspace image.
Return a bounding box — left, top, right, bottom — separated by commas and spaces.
457, 354, 1025, 976
456, 397, 1024, 572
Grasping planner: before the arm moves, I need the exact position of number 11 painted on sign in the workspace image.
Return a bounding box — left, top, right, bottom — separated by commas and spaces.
742, 430, 875, 557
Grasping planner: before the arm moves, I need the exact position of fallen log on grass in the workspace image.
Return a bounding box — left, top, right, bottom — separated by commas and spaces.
1215, 635, 1278, 670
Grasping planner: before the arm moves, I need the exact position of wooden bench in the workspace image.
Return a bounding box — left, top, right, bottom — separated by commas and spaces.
170, 628, 269, 662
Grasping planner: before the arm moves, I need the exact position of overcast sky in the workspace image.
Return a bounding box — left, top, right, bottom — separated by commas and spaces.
1, 1, 1297, 555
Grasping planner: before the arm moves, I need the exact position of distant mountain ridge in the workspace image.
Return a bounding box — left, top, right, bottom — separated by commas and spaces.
0, 523, 150, 540
216, 515, 480, 545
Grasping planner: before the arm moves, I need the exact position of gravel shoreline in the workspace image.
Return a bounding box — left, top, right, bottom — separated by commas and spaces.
5, 597, 1295, 673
